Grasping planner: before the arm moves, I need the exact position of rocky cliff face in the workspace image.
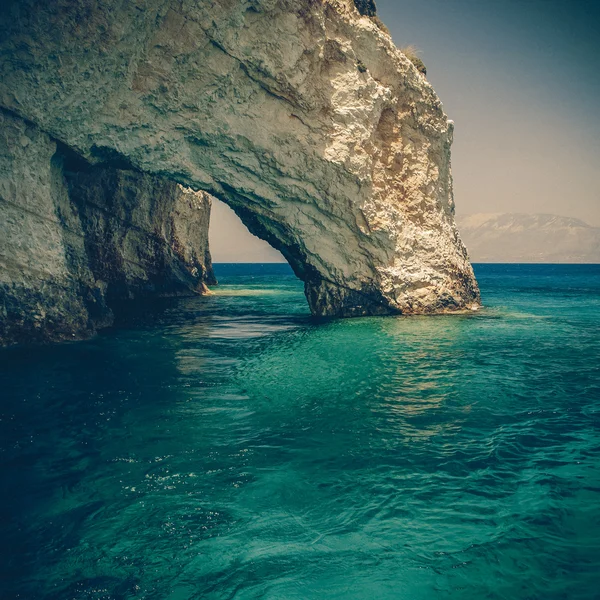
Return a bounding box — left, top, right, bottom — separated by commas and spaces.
0, 109, 215, 345
0, 0, 479, 337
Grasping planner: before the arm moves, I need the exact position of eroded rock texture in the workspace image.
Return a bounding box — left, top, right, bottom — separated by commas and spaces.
0, 109, 215, 345
0, 0, 479, 325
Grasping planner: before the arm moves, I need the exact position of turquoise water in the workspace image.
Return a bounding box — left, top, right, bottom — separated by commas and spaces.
1, 264, 599, 599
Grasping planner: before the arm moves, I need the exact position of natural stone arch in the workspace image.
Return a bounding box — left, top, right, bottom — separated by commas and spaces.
0, 0, 479, 341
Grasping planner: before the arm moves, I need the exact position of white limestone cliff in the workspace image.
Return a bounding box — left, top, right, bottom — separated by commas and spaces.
0, 109, 215, 345
0, 0, 480, 342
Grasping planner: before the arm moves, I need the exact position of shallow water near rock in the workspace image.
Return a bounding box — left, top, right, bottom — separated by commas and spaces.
1, 264, 599, 599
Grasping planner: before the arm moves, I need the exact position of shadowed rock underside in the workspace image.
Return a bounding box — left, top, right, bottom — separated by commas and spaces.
0, 109, 215, 345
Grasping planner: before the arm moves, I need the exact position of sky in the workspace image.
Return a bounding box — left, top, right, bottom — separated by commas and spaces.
209, 0, 600, 262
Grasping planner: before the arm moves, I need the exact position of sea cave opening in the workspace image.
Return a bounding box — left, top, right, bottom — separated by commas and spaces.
208, 198, 286, 267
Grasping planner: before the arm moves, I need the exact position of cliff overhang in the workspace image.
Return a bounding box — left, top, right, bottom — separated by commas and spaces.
0, 0, 480, 344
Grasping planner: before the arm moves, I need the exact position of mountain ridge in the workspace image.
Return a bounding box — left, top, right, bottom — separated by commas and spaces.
457, 212, 600, 263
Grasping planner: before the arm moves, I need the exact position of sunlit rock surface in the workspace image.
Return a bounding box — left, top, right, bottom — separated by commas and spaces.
0, 109, 215, 345
0, 0, 479, 328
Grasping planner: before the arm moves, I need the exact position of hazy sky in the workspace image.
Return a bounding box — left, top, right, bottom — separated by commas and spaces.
210, 0, 600, 262
210, 200, 285, 263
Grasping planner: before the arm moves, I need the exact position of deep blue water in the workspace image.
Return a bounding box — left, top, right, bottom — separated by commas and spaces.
1, 264, 599, 599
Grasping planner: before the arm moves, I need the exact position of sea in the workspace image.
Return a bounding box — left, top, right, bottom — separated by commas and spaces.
1, 263, 599, 599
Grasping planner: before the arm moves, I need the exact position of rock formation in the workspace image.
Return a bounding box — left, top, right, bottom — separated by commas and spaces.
0, 109, 215, 345
0, 0, 480, 343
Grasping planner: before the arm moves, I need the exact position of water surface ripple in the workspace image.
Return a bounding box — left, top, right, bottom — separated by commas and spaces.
1, 264, 599, 599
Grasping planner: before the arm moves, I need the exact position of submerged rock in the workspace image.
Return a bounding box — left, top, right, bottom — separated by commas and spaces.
0, 0, 480, 342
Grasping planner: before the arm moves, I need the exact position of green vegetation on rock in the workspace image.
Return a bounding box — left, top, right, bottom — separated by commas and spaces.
353, 0, 377, 17
400, 45, 427, 76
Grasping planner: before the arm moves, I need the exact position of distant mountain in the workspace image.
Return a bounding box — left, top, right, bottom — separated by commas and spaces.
457, 213, 600, 263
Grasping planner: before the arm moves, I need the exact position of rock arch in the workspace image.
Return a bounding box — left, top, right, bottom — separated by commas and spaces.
0, 0, 479, 344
